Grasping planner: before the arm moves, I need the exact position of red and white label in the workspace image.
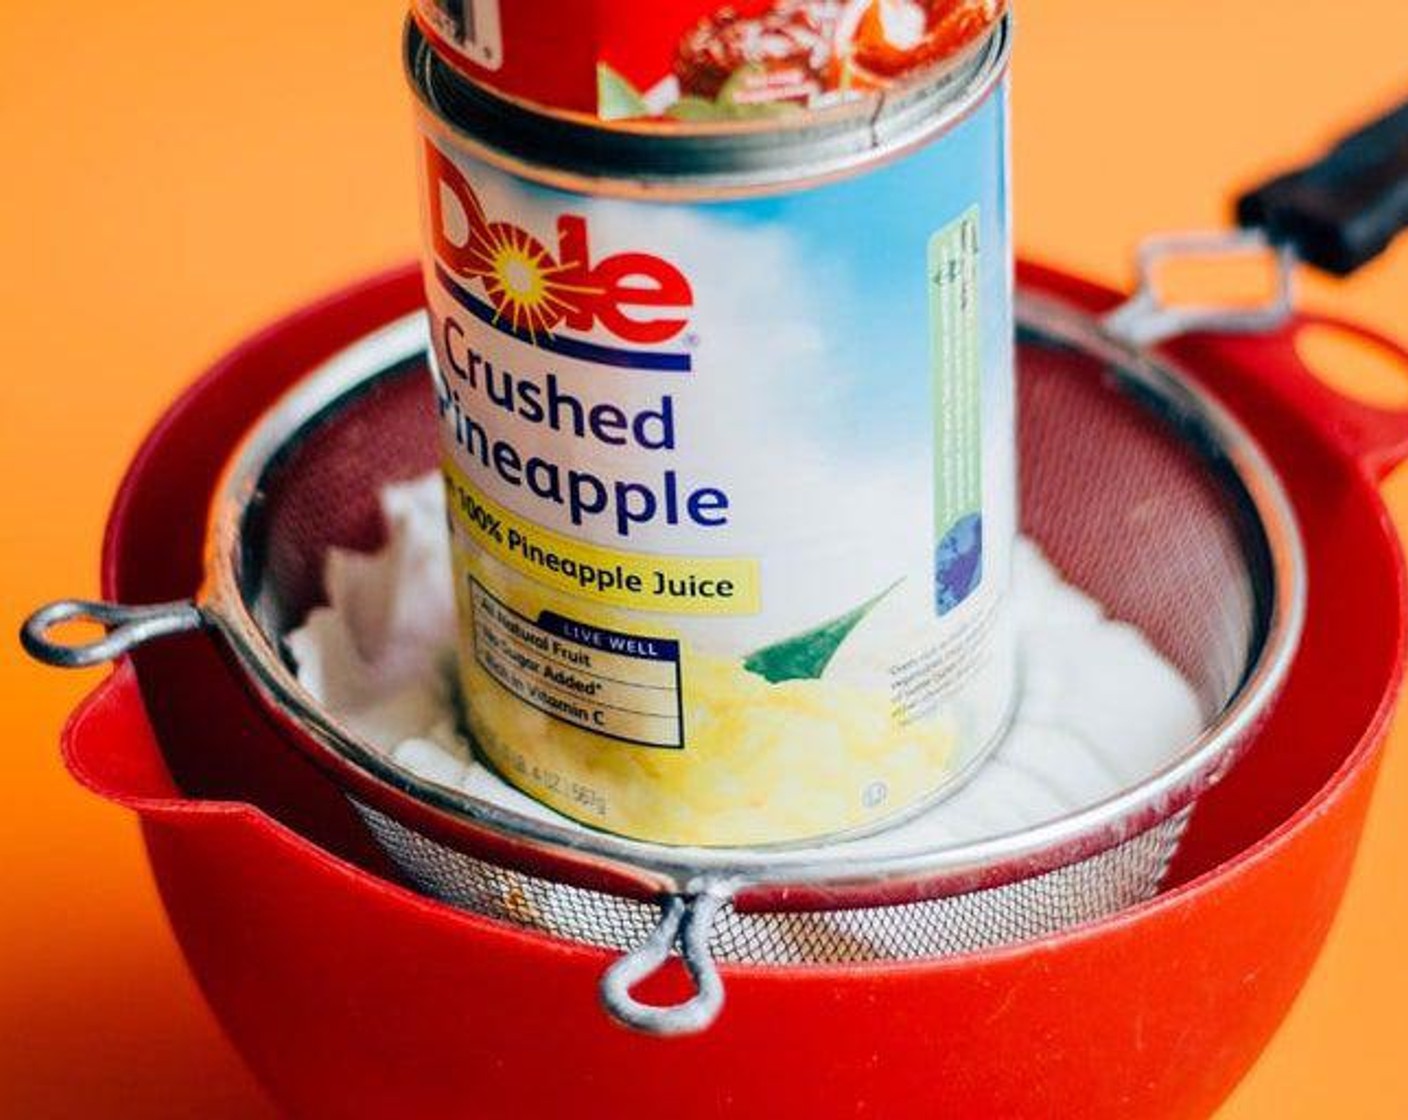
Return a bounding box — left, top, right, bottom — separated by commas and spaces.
412, 0, 1003, 121
417, 0, 504, 73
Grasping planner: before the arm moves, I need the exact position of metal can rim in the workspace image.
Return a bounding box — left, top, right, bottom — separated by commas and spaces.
407, 1, 1009, 134
404, 12, 1012, 200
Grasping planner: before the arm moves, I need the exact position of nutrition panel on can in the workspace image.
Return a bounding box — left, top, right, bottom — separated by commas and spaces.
416, 80, 1014, 847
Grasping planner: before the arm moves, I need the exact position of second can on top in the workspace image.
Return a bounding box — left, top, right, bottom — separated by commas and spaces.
412, 0, 1006, 124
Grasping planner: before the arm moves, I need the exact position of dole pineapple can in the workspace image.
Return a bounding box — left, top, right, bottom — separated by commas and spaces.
406, 10, 1015, 846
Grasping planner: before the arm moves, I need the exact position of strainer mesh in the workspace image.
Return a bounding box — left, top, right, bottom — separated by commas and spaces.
355, 802, 1191, 963
247, 313, 1273, 965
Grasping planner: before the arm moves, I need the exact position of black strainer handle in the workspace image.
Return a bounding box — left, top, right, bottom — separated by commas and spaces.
1238, 96, 1408, 276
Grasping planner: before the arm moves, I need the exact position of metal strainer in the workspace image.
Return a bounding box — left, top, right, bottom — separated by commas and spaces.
22, 279, 1303, 1035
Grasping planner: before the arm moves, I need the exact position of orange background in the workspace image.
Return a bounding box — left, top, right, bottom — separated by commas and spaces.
3, 1, 1408, 1115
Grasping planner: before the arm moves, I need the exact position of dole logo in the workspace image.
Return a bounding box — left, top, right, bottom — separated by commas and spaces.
426, 142, 694, 353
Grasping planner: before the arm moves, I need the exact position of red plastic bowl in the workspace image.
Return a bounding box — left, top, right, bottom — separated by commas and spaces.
60, 263, 1408, 1119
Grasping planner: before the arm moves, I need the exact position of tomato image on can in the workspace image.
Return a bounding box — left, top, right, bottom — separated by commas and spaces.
411, 0, 1006, 121
406, 10, 1015, 845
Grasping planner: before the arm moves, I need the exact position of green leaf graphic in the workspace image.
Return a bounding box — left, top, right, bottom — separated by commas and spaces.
597, 64, 649, 121
665, 68, 803, 122
666, 96, 728, 122
743, 581, 901, 684
716, 66, 802, 119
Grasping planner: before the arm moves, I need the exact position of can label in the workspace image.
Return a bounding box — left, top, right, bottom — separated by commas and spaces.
418, 0, 504, 73
417, 80, 1014, 845
413, 0, 1002, 121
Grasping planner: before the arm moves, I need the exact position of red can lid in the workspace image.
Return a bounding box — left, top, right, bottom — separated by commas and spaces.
410, 0, 1007, 124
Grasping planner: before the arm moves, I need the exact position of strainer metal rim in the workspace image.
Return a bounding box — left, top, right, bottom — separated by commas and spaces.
194, 290, 1305, 907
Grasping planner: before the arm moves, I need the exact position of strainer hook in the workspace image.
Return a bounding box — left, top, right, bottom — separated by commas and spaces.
599, 884, 730, 1036
1102, 229, 1298, 348
21, 599, 206, 668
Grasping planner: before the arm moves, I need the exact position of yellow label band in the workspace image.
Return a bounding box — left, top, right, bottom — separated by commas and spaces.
444, 460, 761, 615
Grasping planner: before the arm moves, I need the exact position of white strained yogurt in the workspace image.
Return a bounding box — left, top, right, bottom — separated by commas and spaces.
287, 474, 1201, 854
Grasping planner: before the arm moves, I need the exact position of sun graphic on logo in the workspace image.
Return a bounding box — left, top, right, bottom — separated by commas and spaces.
477, 223, 592, 338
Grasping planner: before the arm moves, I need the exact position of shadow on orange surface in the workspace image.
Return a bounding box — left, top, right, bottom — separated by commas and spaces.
0, 864, 275, 1117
